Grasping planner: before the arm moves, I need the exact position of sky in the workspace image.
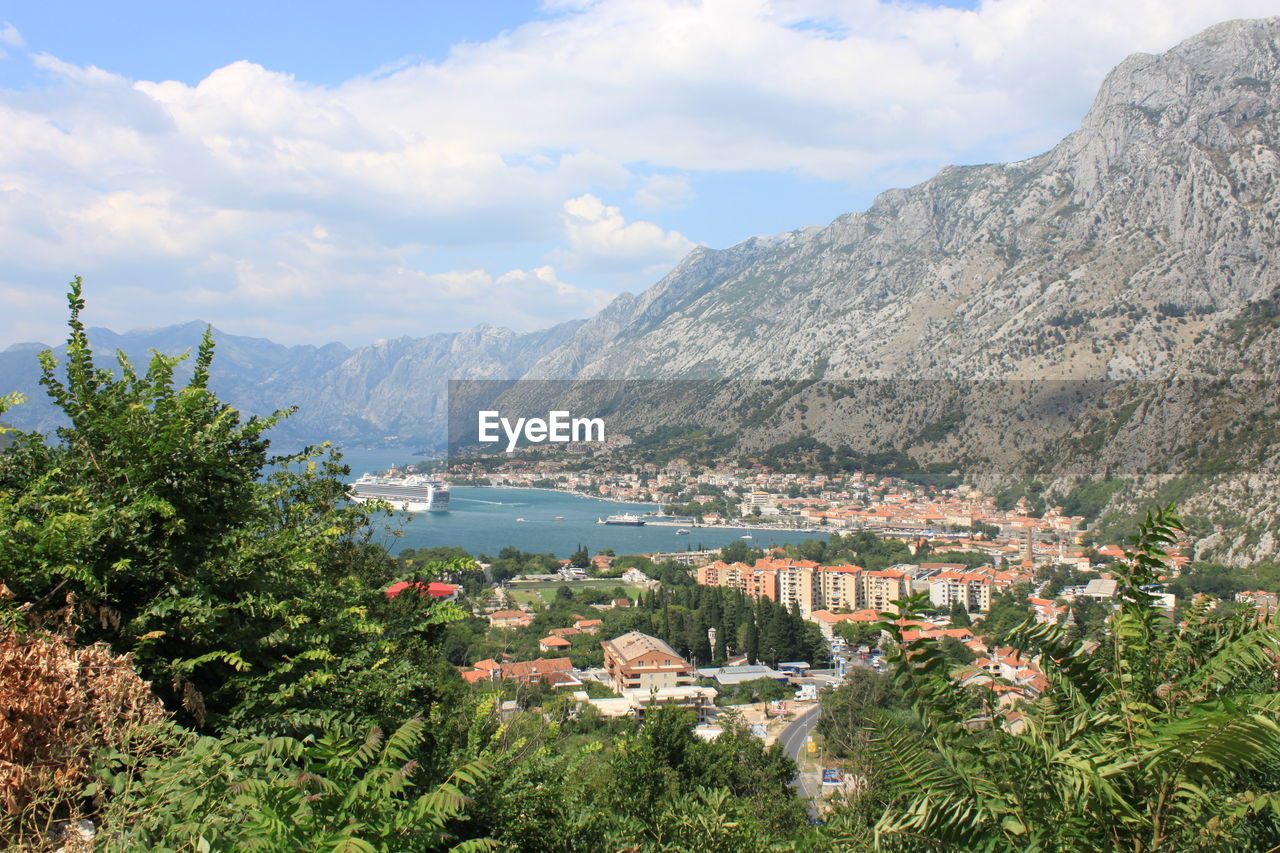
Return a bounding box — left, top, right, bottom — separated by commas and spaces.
2, 0, 1279, 348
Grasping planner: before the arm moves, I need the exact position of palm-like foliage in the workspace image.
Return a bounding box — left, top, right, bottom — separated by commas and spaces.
868, 506, 1280, 851
97, 716, 496, 852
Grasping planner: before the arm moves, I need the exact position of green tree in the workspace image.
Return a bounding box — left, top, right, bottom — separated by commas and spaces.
818, 667, 906, 760
938, 634, 976, 667
1, 280, 465, 730
719, 539, 757, 564
978, 582, 1034, 643
834, 620, 882, 649
948, 600, 972, 627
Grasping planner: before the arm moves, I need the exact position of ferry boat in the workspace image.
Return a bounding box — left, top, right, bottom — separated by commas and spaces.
348, 471, 450, 512
597, 513, 647, 526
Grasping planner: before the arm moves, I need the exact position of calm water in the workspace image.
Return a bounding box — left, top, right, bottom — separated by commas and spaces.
331, 447, 825, 559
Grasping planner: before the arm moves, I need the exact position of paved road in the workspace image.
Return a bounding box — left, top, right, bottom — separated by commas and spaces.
776, 704, 822, 811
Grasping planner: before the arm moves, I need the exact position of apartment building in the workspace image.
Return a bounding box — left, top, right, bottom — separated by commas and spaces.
762, 558, 818, 615
696, 555, 931, 615
601, 631, 696, 693
695, 560, 779, 601
815, 564, 863, 612
861, 568, 909, 614
928, 571, 994, 612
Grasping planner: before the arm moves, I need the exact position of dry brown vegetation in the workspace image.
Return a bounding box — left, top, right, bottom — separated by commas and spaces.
0, 609, 165, 849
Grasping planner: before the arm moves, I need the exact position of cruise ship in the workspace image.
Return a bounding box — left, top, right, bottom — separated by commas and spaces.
349, 471, 450, 512
597, 513, 646, 526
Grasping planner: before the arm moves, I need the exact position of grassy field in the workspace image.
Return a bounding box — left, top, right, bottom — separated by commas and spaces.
506, 579, 644, 608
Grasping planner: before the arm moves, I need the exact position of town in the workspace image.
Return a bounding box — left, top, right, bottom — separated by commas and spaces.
446, 432, 1109, 546
401, 485, 1278, 813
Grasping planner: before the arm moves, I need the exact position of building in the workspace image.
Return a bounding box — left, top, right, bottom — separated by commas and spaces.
385, 581, 461, 602
695, 557, 931, 616
862, 568, 909, 613
695, 560, 779, 601
814, 564, 863, 612
577, 685, 718, 722
460, 657, 581, 688
806, 608, 880, 639
1028, 596, 1067, 624
776, 562, 817, 615
928, 571, 994, 612
601, 631, 695, 693
539, 635, 573, 652
1079, 578, 1119, 600
488, 609, 533, 629
649, 549, 719, 567
695, 663, 788, 686
1235, 590, 1279, 615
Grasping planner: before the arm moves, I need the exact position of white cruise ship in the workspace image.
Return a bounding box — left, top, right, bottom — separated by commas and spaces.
597, 513, 646, 526
349, 471, 450, 512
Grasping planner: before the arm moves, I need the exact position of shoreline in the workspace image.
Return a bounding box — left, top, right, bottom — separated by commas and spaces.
644, 519, 829, 535
458, 484, 829, 535
455, 483, 659, 509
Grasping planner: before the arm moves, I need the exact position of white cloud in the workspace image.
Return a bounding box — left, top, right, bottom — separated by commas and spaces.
632, 173, 693, 210
201, 258, 614, 342
0, 22, 23, 48
553, 193, 696, 273
1, 0, 1278, 345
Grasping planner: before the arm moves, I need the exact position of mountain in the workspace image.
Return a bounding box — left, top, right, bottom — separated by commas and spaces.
0, 319, 581, 448
528, 18, 1279, 383
3, 17, 1279, 560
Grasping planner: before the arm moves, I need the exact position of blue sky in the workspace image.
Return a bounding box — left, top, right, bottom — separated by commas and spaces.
1, 0, 1276, 347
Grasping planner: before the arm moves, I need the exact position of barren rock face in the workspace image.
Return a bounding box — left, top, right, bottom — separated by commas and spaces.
526, 18, 1280, 388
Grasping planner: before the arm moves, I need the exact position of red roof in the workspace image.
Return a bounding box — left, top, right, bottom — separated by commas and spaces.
385, 581, 461, 599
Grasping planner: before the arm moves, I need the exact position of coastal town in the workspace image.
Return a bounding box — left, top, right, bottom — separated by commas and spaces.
444, 434, 1100, 545
400, 467, 1276, 814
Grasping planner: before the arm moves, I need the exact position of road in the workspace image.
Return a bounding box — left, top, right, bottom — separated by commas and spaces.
776, 703, 822, 812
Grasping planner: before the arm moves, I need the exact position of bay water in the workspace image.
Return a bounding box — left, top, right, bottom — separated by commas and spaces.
332, 447, 824, 559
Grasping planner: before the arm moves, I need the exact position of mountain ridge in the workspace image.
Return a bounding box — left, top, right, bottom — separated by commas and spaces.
4, 17, 1280, 561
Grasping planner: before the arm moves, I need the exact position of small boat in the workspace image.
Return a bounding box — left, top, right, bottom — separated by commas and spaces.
741, 535, 753, 539
516, 517, 527, 522
554, 516, 565, 520
676, 528, 690, 535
